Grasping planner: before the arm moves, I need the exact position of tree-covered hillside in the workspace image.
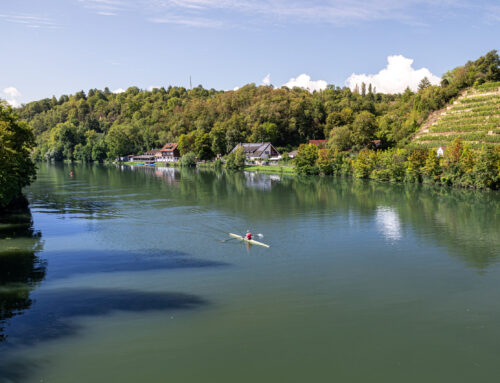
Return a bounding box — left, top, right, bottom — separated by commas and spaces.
16, 50, 500, 162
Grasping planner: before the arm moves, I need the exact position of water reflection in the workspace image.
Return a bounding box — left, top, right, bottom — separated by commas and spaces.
375, 207, 402, 241
0, 199, 45, 343
114, 164, 500, 270
244, 172, 281, 191
30, 163, 500, 272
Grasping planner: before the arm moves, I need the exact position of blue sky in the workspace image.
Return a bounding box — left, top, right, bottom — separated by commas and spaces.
0, 0, 498, 105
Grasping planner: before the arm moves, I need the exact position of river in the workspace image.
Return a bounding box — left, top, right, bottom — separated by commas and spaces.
1, 162, 500, 382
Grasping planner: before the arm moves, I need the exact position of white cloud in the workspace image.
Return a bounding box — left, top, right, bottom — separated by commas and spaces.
143, 0, 485, 27
3, 87, 22, 99
2, 87, 22, 107
73, 1, 496, 29
262, 74, 271, 86
233, 86, 240, 91
0, 13, 58, 28
346, 55, 441, 94
148, 16, 223, 28
113, 88, 126, 94
148, 85, 161, 91
283, 74, 327, 92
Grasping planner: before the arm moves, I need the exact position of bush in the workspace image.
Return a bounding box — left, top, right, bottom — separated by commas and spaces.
352, 149, 378, 179
180, 152, 197, 167
225, 146, 246, 170
294, 144, 319, 175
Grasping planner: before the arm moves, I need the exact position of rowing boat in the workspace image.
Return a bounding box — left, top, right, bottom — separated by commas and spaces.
229, 233, 270, 248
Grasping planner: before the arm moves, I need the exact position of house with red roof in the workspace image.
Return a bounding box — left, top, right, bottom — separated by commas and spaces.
156, 143, 181, 163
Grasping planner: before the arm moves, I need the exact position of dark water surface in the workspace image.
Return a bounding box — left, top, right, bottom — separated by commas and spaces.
1, 162, 500, 382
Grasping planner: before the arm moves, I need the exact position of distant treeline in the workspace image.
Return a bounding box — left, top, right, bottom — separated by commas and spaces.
16, 51, 500, 162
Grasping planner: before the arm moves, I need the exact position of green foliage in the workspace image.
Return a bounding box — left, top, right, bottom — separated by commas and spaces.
351, 111, 377, 147
180, 152, 197, 167
422, 150, 442, 183
209, 123, 227, 156
194, 132, 214, 160
178, 132, 196, 156
225, 146, 246, 170
352, 149, 378, 178
293, 144, 319, 175
330, 125, 353, 151
405, 148, 427, 182
12, 50, 500, 171
316, 149, 334, 175
0, 102, 37, 208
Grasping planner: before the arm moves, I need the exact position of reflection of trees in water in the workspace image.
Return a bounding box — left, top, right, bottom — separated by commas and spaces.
291, 178, 500, 270
32, 163, 500, 272
175, 170, 500, 270
0, 199, 45, 342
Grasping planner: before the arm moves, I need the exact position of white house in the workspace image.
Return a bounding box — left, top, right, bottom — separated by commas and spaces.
231, 142, 281, 164
436, 146, 446, 157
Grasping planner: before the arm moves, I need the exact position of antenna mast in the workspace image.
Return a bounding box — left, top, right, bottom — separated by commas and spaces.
190, 76, 192, 90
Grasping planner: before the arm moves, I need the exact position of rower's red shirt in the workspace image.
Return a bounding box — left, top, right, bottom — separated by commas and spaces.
246, 233, 252, 240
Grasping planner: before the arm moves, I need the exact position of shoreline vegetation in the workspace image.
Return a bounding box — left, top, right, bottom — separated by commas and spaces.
4, 50, 499, 196
118, 137, 499, 190
0, 102, 36, 210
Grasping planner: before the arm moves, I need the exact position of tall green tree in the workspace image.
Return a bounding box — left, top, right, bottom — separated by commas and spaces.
0, 102, 36, 208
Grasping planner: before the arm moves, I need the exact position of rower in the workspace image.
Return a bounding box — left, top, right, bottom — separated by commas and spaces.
246, 230, 252, 240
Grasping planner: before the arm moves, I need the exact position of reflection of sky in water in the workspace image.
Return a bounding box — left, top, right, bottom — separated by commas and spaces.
244, 172, 281, 190
375, 206, 402, 241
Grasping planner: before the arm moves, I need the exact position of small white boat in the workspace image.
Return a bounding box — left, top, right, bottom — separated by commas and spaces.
229, 233, 270, 248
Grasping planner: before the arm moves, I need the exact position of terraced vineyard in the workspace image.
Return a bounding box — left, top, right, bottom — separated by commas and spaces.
412, 81, 500, 149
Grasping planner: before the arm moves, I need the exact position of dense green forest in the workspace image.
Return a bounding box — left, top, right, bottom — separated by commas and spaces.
16, 51, 499, 163
0, 102, 36, 209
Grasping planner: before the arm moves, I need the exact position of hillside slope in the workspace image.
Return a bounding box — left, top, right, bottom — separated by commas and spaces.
412, 81, 500, 149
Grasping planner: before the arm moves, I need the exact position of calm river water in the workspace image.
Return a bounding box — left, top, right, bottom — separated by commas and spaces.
1, 162, 500, 382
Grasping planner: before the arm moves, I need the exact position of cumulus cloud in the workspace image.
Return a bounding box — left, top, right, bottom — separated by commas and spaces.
262, 74, 271, 86
283, 74, 327, 92
2, 87, 22, 107
347, 55, 441, 94
113, 88, 126, 94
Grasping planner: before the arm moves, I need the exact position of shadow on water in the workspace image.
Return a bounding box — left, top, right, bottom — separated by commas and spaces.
44, 249, 228, 281
0, 195, 214, 382
1, 287, 208, 347
0, 198, 46, 343
0, 288, 208, 382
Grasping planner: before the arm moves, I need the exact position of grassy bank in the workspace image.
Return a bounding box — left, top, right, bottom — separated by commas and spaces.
244, 165, 295, 174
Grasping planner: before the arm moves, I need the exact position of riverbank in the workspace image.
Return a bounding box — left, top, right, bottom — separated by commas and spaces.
244, 165, 295, 174
119, 161, 295, 175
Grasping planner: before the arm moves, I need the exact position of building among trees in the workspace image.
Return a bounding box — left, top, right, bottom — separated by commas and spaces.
230, 143, 281, 164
